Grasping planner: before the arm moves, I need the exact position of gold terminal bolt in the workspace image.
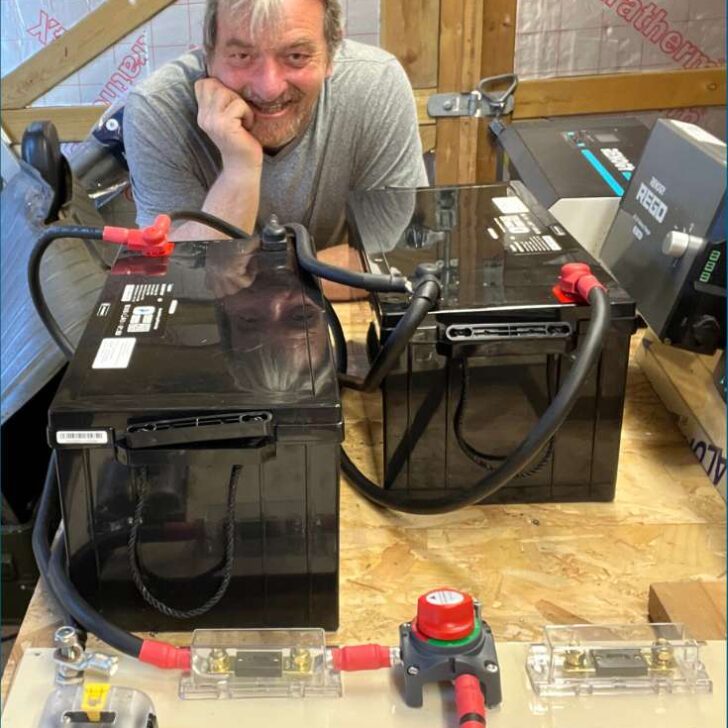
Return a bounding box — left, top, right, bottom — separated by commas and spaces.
208, 648, 233, 674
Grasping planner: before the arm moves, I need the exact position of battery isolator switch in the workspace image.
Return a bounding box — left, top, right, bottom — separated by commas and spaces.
415, 588, 475, 640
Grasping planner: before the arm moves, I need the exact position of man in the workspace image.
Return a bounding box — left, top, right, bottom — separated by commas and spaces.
124, 0, 427, 257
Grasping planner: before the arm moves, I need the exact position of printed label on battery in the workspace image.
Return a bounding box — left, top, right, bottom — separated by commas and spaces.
56, 430, 109, 445
96, 302, 111, 317
492, 196, 529, 215
498, 214, 531, 235
425, 590, 464, 606
508, 235, 562, 254
93, 337, 136, 369
112, 283, 175, 338
486, 227, 499, 240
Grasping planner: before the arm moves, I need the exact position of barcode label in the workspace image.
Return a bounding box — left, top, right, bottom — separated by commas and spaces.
56, 431, 109, 445
93, 337, 136, 369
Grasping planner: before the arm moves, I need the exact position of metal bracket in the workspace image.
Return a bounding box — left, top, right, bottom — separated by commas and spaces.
427, 73, 518, 119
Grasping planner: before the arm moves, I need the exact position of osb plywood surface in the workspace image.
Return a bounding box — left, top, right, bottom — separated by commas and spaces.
3, 302, 725, 703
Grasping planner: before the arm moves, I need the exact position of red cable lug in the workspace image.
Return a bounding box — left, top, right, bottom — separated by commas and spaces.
556, 262, 606, 304
138, 640, 191, 670
454, 673, 486, 727
102, 214, 174, 257
330, 644, 394, 671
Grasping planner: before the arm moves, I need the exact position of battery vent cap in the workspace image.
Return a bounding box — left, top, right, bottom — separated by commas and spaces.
416, 588, 475, 641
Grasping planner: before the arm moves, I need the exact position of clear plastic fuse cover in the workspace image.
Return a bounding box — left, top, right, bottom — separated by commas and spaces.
179, 628, 342, 700
526, 623, 713, 697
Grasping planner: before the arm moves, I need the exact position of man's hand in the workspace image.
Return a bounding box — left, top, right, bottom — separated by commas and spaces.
195, 78, 263, 174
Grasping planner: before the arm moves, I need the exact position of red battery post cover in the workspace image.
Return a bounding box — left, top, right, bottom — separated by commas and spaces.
414, 588, 475, 641
103, 214, 174, 257
553, 262, 606, 304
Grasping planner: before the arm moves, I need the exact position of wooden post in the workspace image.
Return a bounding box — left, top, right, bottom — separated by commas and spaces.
435, 0, 484, 185
477, 0, 517, 182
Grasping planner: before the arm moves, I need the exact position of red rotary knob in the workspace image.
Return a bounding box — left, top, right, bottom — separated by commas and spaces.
416, 588, 475, 641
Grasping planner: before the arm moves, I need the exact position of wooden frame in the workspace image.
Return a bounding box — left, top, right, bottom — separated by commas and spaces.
1, 0, 175, 111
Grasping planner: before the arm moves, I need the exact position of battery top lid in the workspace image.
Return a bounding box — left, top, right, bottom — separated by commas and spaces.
53, 237, 339, 414
347, 184, 633, 319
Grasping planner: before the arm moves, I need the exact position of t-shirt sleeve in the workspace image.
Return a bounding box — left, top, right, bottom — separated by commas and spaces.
352, 59, 429, 190
124, 92, 208, 227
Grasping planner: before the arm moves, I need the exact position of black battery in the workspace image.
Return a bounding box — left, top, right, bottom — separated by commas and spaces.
347, 184, 636, 504
48, 236, 342, 632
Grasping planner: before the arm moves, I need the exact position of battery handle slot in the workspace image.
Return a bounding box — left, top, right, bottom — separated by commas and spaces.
115, 440, 276, 467
124, 411, 273, 449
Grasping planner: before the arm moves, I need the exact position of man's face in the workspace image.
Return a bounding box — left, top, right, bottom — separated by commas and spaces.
208, 0, 332, 150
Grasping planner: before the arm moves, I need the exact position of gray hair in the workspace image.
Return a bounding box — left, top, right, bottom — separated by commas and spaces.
203, 0, 343, 59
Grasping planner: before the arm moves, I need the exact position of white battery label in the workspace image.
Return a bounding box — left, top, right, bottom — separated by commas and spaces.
508, 235, 563, 254
93, 337, 136, 369
425, 590, 465, 606
56, 431, 109, 445
492, 196, 529, 215
499, 214, 530, 235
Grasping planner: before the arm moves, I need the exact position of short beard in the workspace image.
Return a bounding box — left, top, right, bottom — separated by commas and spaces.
244, 91, 317, 151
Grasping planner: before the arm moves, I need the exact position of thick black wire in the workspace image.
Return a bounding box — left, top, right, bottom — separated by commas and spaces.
128, 466, 240, 619
288, 222, 410, 294
48, 527, 143, 658
454, 357, 554, 479
323, 297, 348, 375
31, 451, 82, 631
28, 225, 104, 360
168, 210, 250, 239
340, 288, 612, 514
337, 278, 441, 393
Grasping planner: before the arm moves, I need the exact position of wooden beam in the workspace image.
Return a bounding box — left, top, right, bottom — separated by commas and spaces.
436, 0, 484, 185
414, 88, 436, 125
381, 0, 440, 89
1, 0, 175, 110
476, 0, 517, 182
514, 67, 726, 119
419, 124, 436, 153
2, 106, 105, 143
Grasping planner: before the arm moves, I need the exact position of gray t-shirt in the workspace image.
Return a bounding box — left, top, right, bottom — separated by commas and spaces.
124, 40, 428, 247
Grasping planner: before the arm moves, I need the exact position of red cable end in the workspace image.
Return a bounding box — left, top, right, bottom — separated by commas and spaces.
139, 640, 191, 670
557, 263, 606, 304
454, 673, 486, 727
330, 644, 393, 671
102, 214, 174, 257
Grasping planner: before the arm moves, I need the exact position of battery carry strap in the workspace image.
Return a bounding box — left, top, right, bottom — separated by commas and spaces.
128, 465, 241, 619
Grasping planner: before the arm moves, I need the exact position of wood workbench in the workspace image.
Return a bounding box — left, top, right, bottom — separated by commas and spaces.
2, 301, 726, 704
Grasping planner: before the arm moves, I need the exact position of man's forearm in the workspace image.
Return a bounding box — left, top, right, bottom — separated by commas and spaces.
170, 168, 261, 241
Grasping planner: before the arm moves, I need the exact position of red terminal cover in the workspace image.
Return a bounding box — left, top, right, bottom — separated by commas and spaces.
330, 644, 392, 671
454, 673, 486, 728
555, 262, 606, 304
139, 640, 191, 670
103, 214, 174, 257
414, 588, 475, 641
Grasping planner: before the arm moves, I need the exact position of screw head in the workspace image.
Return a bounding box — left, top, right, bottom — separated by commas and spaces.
406, 665, 420, 676
485, 663, 499, 673
105, 118, 120, 132
443, 100, 453, 111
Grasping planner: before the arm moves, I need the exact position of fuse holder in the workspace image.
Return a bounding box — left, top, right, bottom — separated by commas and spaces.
103, 214, 174, 257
